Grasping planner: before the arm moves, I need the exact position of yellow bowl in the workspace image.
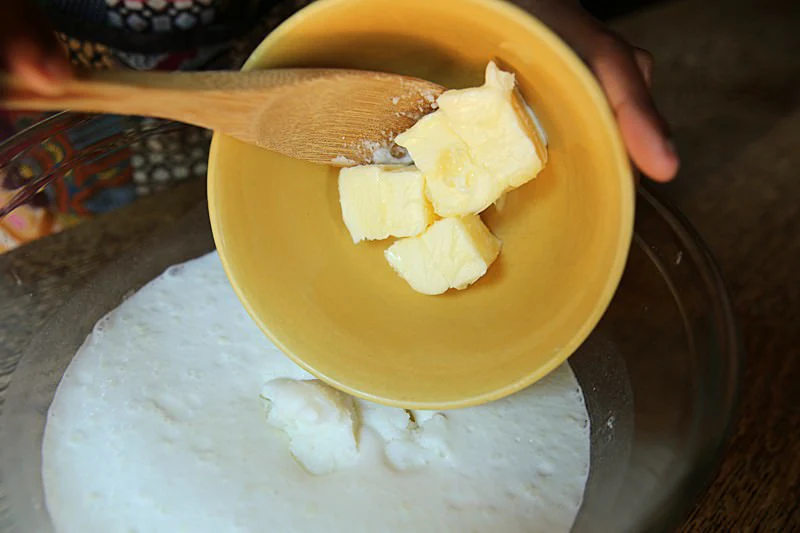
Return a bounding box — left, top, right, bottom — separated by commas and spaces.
208, 0, 634, 409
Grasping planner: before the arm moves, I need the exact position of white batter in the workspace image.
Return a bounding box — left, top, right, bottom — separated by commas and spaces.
42, 253, 590, 533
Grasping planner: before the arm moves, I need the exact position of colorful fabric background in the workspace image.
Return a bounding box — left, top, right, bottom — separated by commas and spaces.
0, 0, 313, 253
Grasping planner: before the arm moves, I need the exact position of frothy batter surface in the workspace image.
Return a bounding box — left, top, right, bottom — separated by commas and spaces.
42, 253, 590, 533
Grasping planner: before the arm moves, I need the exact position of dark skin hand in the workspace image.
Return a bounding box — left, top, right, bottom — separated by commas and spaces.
0, 0, 678, 181
0, 2, 73, 96
517, 0, 679, 181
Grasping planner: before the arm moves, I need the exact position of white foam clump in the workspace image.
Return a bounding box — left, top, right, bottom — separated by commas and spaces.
330, 144, 412, 167
360, 403, 452, 471
331, 155, 357, 166
42, 252, 590, 533
368, 142, 413, 165
261, 380, 454, 474
261, 378, 360, 475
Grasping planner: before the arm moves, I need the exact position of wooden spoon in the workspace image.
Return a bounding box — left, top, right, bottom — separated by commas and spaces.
0, 69, 444, 166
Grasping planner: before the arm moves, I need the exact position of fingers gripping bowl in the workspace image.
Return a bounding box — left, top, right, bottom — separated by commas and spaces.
207, 0, 635, 408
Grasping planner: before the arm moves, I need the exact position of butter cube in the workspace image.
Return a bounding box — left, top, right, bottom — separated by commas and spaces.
395, 61, 544, 217
437, 61, 544, 189
385, 216, 501, 295
260, 379, 360, 476
394, 113, 496, 218
338, 165, 433, 243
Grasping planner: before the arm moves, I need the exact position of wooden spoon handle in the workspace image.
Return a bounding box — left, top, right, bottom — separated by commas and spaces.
0, 69, 352, 129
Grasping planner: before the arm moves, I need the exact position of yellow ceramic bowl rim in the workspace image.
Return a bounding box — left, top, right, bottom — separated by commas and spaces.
208, 0, 634, 408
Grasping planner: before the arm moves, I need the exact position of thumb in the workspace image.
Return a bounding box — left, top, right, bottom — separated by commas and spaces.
585, 33, 678, 182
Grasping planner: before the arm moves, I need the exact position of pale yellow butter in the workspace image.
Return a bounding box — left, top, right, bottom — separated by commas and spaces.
394, 113, 495, 219
338, 62, 543, 295
338, 165, 434, 243
385, 216, 501, 295
395, 61, 544, 217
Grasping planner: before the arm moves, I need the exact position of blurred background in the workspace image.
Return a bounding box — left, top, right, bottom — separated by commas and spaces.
584, 0, 665, 19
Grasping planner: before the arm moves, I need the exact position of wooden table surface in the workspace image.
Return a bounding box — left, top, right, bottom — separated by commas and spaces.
611, 0, 800, 529
0, 0, 798, 530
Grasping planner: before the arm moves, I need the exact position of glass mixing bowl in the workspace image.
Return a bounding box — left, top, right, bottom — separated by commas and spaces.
0, 114, 741, 533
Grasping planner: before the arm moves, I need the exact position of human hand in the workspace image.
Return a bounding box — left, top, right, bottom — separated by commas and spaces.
0, 2, 73, 96
516, 0, 678, 181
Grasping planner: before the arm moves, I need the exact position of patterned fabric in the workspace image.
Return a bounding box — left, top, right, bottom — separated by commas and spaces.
42, 0, 271, 54
105, 0, 217, 33
0, 112, 135, 246
60, 35, 118, 69
0, 0, 313, 253
130, 123, 213, 197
